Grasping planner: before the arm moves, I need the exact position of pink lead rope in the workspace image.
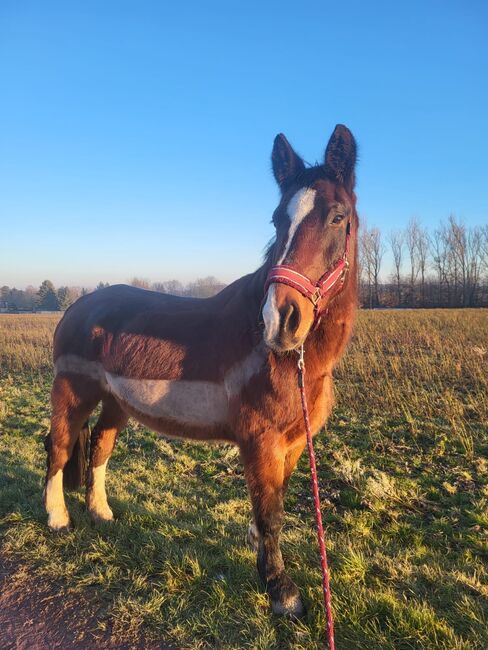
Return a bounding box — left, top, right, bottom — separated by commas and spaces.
297, 344, 335, 650
264, 221, 351, 646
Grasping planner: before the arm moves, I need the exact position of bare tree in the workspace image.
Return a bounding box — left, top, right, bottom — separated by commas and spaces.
466, 227, 483, 306
370, 228, 385, 307
388, 230, 404, 305
130, 277, 150, 289
164, 279, 185, 296
480, 225, 488, 280
186, 276, 226, 298
417, 225, 430, 306
405, 217, 420, 306
361, 225, 384, 307
448, 217, 484, 307
360, 224, 373, 308
152, 282, 167, 292
431, 224, 450, 306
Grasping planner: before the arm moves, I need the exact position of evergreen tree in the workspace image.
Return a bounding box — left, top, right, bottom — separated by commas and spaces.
37, 280, 59, 310
57, 286, 75, 310
1, 285, 9, 308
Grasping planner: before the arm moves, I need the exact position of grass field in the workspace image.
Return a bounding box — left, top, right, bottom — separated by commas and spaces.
0, 310, 487, 649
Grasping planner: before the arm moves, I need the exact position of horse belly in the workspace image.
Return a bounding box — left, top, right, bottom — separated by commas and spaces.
105, 372, 232, 441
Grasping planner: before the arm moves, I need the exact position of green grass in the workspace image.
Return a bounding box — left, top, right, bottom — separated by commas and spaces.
0, 310, 487, 648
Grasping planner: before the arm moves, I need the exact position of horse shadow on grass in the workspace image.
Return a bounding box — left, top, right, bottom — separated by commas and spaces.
0, 444, 307, 648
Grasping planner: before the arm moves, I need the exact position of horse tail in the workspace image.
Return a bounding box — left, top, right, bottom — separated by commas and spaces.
63, 420, 90, 490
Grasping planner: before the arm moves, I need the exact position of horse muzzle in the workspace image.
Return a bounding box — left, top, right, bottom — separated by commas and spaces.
262, 284, 314, 353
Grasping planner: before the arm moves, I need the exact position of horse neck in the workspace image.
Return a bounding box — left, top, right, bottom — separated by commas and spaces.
211, 257, 271, 354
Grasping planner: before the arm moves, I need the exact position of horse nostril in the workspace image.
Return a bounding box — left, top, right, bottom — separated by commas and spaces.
280, 302, 301, 336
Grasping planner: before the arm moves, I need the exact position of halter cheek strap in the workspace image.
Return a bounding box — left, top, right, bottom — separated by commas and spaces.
264, 220, 351, 326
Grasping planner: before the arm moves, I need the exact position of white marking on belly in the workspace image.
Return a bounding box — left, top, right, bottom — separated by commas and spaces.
224, 344, 266, 398
106, 373, 228, 425
53, 346, 266, 428
55, 354, 107, 386
263, 188, 316, 343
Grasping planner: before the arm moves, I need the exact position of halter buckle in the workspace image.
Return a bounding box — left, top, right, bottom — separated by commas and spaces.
297, 344, 305, 370
311, 287, 322, 305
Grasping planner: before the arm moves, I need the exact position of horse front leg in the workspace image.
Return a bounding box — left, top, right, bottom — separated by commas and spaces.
241, 440, 304, 618
247, 438, 306, 550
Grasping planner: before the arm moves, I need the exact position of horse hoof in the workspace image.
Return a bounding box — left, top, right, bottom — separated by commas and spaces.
88, 509, 114, 524
271, 591, 305, 619
52, 524, 72, 535
47, 508, 72, 533
269, 573, 305, 619
48, 520, 73, 534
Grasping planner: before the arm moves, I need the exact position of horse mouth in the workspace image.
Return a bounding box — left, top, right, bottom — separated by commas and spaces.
263, 332, 304, 354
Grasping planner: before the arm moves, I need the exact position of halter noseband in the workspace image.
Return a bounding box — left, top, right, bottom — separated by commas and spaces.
264, 220, 352, 327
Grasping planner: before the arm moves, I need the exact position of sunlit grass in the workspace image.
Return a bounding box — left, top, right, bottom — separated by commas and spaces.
0, 310, 487, 648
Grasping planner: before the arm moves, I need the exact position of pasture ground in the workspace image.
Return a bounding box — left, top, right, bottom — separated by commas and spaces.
0, 310, 487, 649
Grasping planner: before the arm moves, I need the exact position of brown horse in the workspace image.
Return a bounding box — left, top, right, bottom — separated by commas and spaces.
44, 124, 358, 617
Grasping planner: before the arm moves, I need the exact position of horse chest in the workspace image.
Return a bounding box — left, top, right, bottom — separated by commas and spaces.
306, 374, 334, 435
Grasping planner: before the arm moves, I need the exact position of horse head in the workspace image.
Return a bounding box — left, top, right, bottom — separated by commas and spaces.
263, 124, 358, 352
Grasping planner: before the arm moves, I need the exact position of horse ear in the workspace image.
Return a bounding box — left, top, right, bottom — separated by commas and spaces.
324, 124, 357, 191
272, 134, 305, 190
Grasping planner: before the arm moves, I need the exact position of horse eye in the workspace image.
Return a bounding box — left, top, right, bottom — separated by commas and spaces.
331, 214, 345, 224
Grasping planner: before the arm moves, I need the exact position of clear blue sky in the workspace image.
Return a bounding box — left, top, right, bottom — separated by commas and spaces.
1, 1, 487, 288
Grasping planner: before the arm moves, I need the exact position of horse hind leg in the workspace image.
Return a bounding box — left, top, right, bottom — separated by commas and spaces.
86, 395, 128, 523
44, 374, 101, 532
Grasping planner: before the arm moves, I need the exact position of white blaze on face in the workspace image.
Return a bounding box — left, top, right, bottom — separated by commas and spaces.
262, 188, 317, 343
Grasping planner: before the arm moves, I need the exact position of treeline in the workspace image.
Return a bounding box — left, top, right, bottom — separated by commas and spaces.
0, 276, 226, 312
3, 215, 488, 312
360, 215, 488, 308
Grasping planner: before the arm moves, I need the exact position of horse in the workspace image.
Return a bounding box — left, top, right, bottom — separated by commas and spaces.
44, 124, 358, 618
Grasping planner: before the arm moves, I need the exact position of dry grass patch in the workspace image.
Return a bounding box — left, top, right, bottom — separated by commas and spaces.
0, 310, 487, 648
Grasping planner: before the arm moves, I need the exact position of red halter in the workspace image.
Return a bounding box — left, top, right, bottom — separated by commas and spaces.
264, 220, 352, 326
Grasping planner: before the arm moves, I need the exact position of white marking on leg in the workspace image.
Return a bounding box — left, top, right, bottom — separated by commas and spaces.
87, 460, 113, 521
263, 188, 316, 344
247, 520, 260, 552
45, 469, 70, 530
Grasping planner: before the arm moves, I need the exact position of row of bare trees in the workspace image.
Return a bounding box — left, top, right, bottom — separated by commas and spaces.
128, 276, 226, 298
3, 217, 487, 311
360, 215, 488, 308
